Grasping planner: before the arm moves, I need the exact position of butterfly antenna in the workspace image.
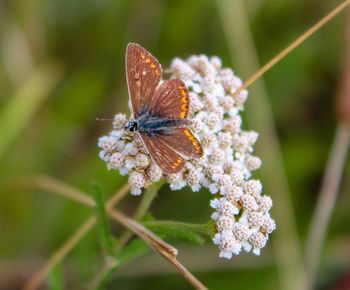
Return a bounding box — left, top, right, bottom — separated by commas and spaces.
96, 117, 114, 122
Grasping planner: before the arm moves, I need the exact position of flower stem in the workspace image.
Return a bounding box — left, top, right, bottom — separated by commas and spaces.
135, 179, 167, 220
143, 220, 215, 237
89, 179, 166, 290
109, 209, 207, 290
22, 181, 130, 290
305, 120, 350, 290
115, 179, 166, 252
218, 1, 306, 289
24, 217, 97, 290
232, 0, 350, 96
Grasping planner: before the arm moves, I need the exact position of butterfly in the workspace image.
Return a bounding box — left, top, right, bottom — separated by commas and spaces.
124, 43, 203, 174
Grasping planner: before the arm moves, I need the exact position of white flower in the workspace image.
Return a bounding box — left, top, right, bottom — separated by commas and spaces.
249, 232, 267, 255
128, 172, 145, 195
218, 230, 241, 258
98, 53, 276, 260
147, 164, 163, 182
233, 224, 251, 242
99, 136, 117, 153
209, 183, 219, 194
244, 155, 262, 171
205, 112, 221, 130
167, 173, 186, 190
109, 152, 124, 169
241, 194, 259, 212
218, 132, 232, 148
211, 198, 239, 217
224, 184, 243, 202
248, 211, 265, 228
131, 187, 142, 196
216, 215, 234, 232
262, 215, 276, 234
209, 148, 225, 164
113, 113, 127, 129
258, 196, 273, 213
244, 179, 262, 196
135, 153, 150, 168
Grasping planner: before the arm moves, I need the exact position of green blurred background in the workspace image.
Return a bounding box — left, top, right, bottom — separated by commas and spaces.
1, 0, 349, 289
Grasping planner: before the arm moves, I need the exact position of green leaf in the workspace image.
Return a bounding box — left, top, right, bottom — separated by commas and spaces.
116, 239, 150, 266
141, 212, 155, 222
92, 182, 117, 256
48, 265, 63, 290
146, 224, 205, 245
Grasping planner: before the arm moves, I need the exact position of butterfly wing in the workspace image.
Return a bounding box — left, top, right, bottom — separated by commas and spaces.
139, 132, 185, 174
126, 43, 162, 118
149, 79, 189, 119
156, 127, 203, 158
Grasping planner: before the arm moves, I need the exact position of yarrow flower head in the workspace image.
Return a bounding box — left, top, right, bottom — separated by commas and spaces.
98, 52, 276, 259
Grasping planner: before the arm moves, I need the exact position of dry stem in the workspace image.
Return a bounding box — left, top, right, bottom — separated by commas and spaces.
217, 1, 306, 289
305, 10, 350, 287
305, 125, 350, 289
22, 181, 130, 290
23, 217, 96, 290
234, 0, 350, 96
109, 210, 207, 290
21, 177, 207, 290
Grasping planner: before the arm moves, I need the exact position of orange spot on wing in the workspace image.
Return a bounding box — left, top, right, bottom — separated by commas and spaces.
171, 157, 183, 170
141, 53, 145, 59
179, 87, 188, 119
145, 58, 151, 63
183, 129, 202, 153
150, 63, 156, 68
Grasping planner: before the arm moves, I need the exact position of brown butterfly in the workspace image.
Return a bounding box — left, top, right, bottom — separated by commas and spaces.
124, 43, 203, 174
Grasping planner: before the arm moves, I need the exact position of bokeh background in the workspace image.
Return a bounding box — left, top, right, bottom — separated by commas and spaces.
1, 0, 349, 289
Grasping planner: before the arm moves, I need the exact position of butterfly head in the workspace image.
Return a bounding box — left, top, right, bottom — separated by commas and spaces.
125, 120, 139, 132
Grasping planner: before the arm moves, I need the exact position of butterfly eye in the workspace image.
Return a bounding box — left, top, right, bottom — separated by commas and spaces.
125, 121, 138, 132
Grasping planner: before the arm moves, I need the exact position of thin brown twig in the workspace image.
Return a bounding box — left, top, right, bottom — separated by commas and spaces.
115, 180, 165, 253
87, 181, 165, 290
106, 183, 131, 209
4, 175, 95, 207
233, 0, 350, 96
36, 175, 96, 207
22, 178, 207, 290
109, 210, 178, 258
305, 125, 350, 290
109, 210, 207, 290
337, 8, 350, 127
305, 9, 350, 288
22, 180, 130, 290
23, 217, 96, 290
217, 1, 306, 289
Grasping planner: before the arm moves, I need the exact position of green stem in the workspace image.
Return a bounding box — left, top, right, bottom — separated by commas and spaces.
88, 179, 165, 290
143, 220, 215, 237
116, 179, 166, 252
135, 179, 166, 220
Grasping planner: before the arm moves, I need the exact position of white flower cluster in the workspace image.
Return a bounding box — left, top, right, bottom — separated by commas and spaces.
98, 54, 275, 258
98, 117, 162, 196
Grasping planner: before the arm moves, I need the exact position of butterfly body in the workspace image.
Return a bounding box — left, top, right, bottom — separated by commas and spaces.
125, 115, 189, 137
125, 43, 203, 174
